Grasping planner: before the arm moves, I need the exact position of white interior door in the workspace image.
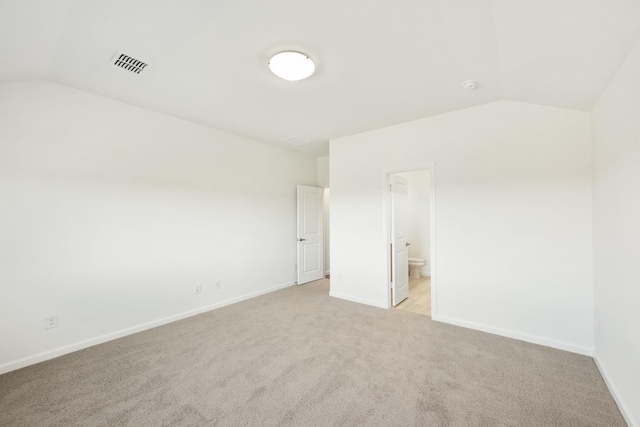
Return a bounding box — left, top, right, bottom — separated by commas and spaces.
297, 185, 324, 285
391, 175, 409, 306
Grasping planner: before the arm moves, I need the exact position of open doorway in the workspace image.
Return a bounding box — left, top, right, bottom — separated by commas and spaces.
387, 167, 435, 317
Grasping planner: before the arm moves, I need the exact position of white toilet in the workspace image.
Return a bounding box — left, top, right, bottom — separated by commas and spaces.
408, 258, 426, 279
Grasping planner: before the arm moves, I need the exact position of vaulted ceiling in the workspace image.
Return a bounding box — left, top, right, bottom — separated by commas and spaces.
2, 0, 640, 156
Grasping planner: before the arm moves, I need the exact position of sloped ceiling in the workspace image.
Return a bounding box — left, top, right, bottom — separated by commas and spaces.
2, 0, 640, 157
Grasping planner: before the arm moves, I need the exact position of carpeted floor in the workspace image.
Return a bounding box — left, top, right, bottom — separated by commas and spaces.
0, 279, 625, 426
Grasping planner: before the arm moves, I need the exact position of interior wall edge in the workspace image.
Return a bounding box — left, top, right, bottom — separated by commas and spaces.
594, 352, 638, 427
328, 292, 387, 310
432, 314, 593, 357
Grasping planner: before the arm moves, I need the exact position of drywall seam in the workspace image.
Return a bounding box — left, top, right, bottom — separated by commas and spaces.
432, 314, 593, 356
329, 292, 387, 309
0, 280, 296, 375
594, 351, 637, 427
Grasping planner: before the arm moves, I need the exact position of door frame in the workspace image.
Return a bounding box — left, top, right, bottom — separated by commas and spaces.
383, 163, 437, 316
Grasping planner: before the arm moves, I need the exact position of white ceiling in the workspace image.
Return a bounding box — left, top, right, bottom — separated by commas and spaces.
2, 0, 640, 157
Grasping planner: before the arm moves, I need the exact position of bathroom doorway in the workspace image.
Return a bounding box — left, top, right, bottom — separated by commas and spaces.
386, 166, 435, 317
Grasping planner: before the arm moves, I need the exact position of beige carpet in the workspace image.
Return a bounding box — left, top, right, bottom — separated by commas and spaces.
0, 279, 625, 426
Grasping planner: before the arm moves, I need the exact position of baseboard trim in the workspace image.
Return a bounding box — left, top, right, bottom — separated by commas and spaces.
329, 291, 387, 309
431, 314, 593, 356
594, 351, 637, 427
420, 269, 431, 277
0, 281, 296, 375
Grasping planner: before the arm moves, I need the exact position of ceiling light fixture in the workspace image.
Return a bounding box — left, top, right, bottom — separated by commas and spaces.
269, 51, 315, 81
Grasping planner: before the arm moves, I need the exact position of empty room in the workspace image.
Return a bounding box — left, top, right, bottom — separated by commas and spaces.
1, 1, 639, 426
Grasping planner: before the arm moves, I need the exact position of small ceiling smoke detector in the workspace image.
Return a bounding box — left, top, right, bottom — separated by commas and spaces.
110, 51, 150, 75
269, 51, 315, 81
282, 135, 312, 146
462, 80, 478, 90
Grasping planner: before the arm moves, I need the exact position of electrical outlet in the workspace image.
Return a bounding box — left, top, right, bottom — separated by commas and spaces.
195, 284, 202, 294
215, 280, 221, 290
45, 315, 58, 329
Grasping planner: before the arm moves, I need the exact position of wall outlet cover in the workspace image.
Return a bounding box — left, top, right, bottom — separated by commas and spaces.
45, 315, 58, 329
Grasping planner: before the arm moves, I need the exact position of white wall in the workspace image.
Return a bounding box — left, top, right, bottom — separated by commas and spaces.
323, 189, 330, 276
317, 156, 330, 275
0, 81, 317, 373
398, 170, 431, 275
592, 39, 640, 426
330, 100, 593, 354
317, 156, 329, 188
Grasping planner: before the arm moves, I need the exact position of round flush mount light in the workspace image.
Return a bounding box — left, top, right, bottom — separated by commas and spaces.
269, 51, 315, 81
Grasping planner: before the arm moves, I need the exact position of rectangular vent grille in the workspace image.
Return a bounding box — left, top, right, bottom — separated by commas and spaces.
110, 51, 149, 75
282, 136, 311, 146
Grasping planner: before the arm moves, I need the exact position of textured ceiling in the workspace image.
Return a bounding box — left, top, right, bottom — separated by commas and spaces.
2, 0, 640, 157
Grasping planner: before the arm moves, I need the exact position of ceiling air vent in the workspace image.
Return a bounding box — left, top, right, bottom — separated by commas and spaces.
110, 51, 150, 75
282, 136, 311, 146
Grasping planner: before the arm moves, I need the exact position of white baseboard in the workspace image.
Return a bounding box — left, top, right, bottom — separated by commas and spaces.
329, 291, 387, 309
431, 314, 593, 356
420, 269, 431, 277
594, 351, 637, 427
0, 281, 296, 375
324, 270, 330, 276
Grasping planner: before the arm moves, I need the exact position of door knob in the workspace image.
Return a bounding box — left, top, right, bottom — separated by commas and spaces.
298, 238, 306, 241
406, 242, 410, 246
